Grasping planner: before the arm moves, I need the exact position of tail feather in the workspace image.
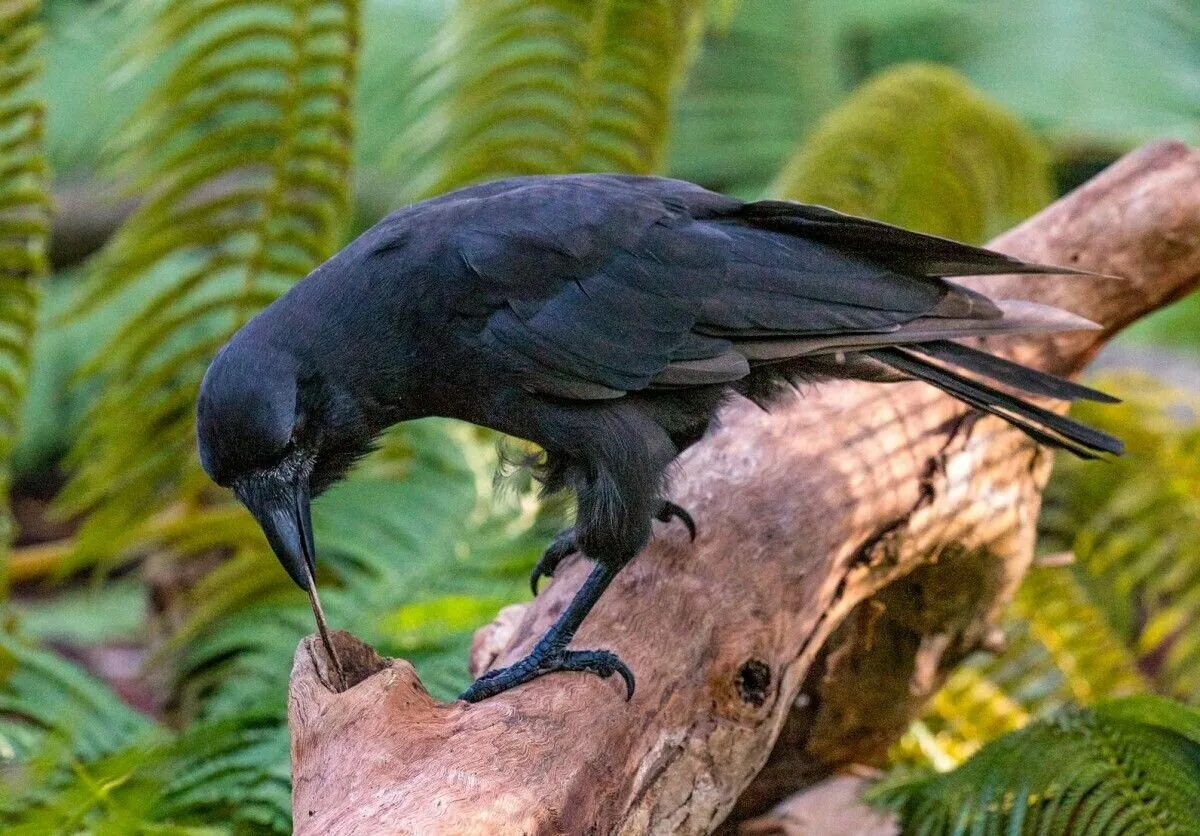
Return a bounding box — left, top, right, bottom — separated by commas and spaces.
868, 347, 1123, 459
908, 341, 1119, 404
733, 201, 1114, 279
737, 300, 1100, 361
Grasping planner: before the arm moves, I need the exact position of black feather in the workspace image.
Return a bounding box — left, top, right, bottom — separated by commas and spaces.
907, 341, 1120, 404
731, 200, 1099, 279
868, 348, 1123, 458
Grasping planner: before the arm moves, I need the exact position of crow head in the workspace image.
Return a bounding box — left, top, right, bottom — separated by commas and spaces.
197, 341, 320, 591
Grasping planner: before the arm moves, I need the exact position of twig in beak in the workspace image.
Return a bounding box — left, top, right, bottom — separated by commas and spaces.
305, 572, 347, 691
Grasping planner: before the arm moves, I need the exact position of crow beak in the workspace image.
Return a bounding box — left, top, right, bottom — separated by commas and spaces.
238, 474, 346, 687
241, 476, 316, 591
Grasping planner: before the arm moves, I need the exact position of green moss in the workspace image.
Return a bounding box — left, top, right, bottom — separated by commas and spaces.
772, 62, 1053, 243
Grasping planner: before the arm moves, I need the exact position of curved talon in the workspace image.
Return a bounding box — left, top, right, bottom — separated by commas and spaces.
657, 501, 697, 541
558, 649, 636, 701
530, 529, 578, 594
460, 647, 635, 703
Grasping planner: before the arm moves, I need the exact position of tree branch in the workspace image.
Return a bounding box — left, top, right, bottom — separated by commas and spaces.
735, 775, 897, 836
48, 174, 399, 271
288, 141, 1200, 835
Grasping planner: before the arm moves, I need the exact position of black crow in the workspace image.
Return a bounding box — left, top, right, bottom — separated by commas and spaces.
196, 174, 1120, 702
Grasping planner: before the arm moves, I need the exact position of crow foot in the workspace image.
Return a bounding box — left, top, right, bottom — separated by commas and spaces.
530, 528, 577, 594
464, 563, 631, 703
460, 647, 634, 703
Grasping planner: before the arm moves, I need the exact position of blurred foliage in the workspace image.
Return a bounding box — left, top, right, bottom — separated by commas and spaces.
0, 0, 48, 568
771, 63, 1053, 243
393, 0, 705, 198
58, 0, 361, 572
671, 0, 1200, 196
901, 379, 1200, 768
945, 0, 1200, 151
0, 629, 292, 832
875, 697, 1200, 834
0, 0, 1198, 832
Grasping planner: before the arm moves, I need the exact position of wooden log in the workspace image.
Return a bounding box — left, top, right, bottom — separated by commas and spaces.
288, 142, 1200, 835
735, 775, 897, 836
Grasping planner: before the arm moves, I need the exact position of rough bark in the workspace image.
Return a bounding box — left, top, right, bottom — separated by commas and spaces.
735, 775, 897, 836
288, 141, 1200, 835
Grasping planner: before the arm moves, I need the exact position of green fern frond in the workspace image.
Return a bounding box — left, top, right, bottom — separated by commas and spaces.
55, 0, 360, 572
907, 378, 1196, 767
906, 565, 1150, 767
874, 697, 1200, 834
771, 62, 1053, 242
0, 632, 163, 825
157, 713, 291, 833
0, 0, 49, 568
0, 630, 294, 832
0, 632, 155, 765
394, 0, 705, 197
1042, 376, 1200, 701
1011, 564, 1149, 705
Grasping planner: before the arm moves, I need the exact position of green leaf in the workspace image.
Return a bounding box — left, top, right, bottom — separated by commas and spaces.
55, 0, 360, 574
0, 0, 48, 577
1042, 377, 1200, 703
0, 631, 163, 826
0, 630, 292, 833
873, 697, 1200, 834
392, 0, 706, 197
771, 62, 1053, 243
948, 0, 1200, 150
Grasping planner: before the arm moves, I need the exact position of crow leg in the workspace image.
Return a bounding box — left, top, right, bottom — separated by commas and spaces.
530, 527, 577, 594
460, 561, 632, 703
531, 501, 694, 596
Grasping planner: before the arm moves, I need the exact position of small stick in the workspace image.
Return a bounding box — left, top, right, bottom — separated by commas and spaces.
305, 573, 347, 691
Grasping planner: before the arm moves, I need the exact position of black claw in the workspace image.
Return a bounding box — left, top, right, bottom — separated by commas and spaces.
530, 529, 578, 595
460, 647, 635, 703
657, 501, 697, 541
556, 649, 636, 700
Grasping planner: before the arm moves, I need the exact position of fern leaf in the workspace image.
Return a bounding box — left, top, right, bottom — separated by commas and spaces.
0, 0, 48, 570
56, 0, 361, 572
157, 714, 291, 833
0, 632, 154, 763
0, 632, 292, 832
771, 62, 1053, 242
1011, 565, 1149, 705
394, 0, 705, 197
873, 697, 1200, 834
907, 565, 1150, 767
0, 632, 165, 827
908, 378, 1199, 769
1042, 376, 1200, 702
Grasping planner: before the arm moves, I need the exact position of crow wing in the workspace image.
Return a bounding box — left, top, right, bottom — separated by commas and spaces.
428, 174, 1070, 400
